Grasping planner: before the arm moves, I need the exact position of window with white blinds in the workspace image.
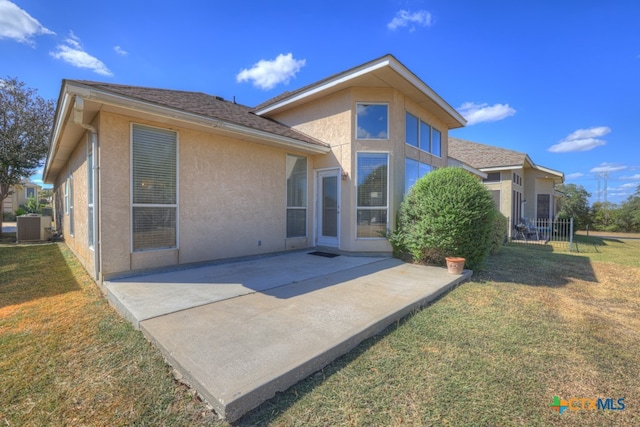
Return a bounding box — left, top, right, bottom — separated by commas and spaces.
286, 154, 307, 238
131, 124, 177, 251
356, 152, 388, 238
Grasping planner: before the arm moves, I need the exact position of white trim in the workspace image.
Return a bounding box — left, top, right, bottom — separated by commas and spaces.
314, 167, 341, 247
355, 102, 389, 140
254, 55, 466, 127
285, 154, 308, 239
355, 151, 390, 240
129, 122, 180, 253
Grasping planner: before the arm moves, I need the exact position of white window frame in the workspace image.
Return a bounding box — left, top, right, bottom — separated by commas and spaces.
69, 173, 74, 236
285, 154, 308, 238
64, 179, 69, 215
356, 152, 389, 239
356, 103, 389, 140
130, 123, 179, 252
87, 136, 94, 249
25, 187, 36, 200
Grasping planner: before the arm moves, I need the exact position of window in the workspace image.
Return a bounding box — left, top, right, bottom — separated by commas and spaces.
357, 153, 388, 238
405, 112, 439, 155
513, 172, 522, 186
537, 194, 550, 220
405, 113, 418, 147
69, 174, 74, 236
357, 104, 388, 139
131, 124, 177, 251
286, 154, 307, 238
484, 172, 501, 183
88, 138, 94, 248
26, 187, 36, 199
64, 180, 69, 215
512, 190, 522, 222
405, 157, 432, 194
431, 128, 441, 157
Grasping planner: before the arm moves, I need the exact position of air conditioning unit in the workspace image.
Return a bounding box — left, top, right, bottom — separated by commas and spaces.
16, 215, 52, 242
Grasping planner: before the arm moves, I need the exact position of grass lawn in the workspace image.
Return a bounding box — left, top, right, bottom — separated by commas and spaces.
1, 234, 639, 426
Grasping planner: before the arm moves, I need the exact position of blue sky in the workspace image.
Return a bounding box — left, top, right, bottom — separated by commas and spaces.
2, 0, 638, 204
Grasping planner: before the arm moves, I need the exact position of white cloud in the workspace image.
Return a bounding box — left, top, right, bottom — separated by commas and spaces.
620, 182, 639, 189
0, 0, 54, 45
620, 173, 640, 180
589, 162, 628, 173
114, 45, 128, 56
548, 126, 610, 153
566, 172, 584, 179
457, 102, 516, 125
387, 10, 433, 31
50, 32, 112, 76
236, 53, 306, 90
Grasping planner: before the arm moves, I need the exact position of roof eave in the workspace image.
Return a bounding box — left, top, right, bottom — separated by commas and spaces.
254, 55, 466, 129
44, 82, 330, 182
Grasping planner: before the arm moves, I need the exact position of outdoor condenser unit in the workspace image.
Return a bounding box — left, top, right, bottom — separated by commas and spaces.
16, 215, 52, 242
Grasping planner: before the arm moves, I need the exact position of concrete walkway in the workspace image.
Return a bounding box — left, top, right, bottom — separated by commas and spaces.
104, 251, 471, 421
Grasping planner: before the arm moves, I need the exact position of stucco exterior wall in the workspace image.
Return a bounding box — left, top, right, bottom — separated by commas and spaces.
52, 127, 95, 277
271, 86, 450, 254
95, 112, 317, 278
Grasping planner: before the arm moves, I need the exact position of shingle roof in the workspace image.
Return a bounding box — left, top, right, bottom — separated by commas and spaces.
448, 137, 528, 169
71, 80, 328, 148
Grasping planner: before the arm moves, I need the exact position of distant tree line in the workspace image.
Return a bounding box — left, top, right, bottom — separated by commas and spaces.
556, 183, 640, 232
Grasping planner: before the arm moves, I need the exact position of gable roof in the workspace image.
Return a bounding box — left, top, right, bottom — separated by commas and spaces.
44, 80, 329, 183
72, 81, 329, 147
448, 137, 564, 181
254, 54, 466, 129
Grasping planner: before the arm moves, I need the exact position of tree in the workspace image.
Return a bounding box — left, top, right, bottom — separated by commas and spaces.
556, 183, 591, 231
0, 77, 54, 235
614, 185, 640, 232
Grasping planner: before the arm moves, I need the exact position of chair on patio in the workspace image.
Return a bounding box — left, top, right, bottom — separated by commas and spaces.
524, 218, 540, 240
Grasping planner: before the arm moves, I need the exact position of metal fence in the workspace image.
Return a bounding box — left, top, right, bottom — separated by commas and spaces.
507, 217, 574, 251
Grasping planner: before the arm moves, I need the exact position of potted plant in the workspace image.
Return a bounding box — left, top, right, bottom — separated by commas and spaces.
445, 257, 465, 275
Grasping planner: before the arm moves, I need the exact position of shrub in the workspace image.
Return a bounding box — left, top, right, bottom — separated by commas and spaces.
14, 207, 27, 217
389, 167, 496, 270
489, 211, 508, 255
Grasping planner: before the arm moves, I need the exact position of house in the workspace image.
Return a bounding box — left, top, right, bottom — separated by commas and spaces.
448, 137, 564, 236
2, 181, 42, 215
43, 54, 466, 281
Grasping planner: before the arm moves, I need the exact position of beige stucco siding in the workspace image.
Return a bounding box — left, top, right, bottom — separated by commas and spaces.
269, 87, 450, 253
52, 128, 94, 277
93, 113, 316, 277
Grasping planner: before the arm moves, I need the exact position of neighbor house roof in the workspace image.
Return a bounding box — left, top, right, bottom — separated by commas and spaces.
448, 137, 564, 182
254, 54, 467, 129
44, 80, 330, 183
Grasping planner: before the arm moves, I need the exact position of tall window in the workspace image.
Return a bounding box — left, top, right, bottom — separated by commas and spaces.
432, 128, 441, 157
357, 103, 388, 139
537, 194, 550, 220
87, 138, 94, 248
131, 124, 177, 251
26, 187, 36, 199
69, 174, 74, 236
405, 157, 432, 194
64, 179, 69, 214
357, 153, 388, 238
286, 154, 307, 238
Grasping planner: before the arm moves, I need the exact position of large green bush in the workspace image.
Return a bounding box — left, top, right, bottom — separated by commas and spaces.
389, 167, 496, 270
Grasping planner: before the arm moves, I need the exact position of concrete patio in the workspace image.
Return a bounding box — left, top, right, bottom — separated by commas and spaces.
103, 251, 471, 421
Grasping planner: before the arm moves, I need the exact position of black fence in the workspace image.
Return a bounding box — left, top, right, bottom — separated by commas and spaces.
508, 217, 574, 251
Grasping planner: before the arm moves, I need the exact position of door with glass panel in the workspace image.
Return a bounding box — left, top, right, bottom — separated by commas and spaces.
316, 169, 340, 247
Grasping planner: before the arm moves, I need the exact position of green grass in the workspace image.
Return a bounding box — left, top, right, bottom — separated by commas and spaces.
1, 235, 639, 426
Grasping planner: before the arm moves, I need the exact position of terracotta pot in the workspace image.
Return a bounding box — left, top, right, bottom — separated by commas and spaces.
445, 257, 465, 275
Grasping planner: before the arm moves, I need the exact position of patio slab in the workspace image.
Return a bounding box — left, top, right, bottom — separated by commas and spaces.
104, 252, 471, 421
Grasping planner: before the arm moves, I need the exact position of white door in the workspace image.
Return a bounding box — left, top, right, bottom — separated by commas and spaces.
316, 169, 340, 247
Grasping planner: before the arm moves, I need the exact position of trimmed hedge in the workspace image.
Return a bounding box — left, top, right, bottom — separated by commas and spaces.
389, 167, 496, 270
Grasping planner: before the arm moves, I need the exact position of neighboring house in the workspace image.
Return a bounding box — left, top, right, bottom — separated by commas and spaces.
448, 137, 564, 235
2, 182, 42, 215
43, 54, 466, 281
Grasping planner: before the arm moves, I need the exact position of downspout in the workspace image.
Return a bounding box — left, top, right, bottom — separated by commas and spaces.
73, 96, 100, 281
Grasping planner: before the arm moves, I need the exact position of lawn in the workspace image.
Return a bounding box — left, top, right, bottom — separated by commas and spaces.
1, 234, 638, 426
